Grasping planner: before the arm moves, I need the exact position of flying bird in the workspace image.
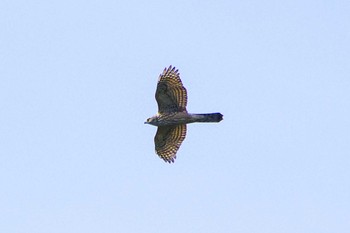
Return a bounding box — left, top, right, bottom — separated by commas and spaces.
145, 66, 223, 163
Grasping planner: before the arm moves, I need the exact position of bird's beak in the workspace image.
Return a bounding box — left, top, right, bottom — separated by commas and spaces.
144, 121, 148, 124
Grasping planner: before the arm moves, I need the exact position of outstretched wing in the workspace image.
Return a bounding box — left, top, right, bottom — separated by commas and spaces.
155, 66, 187, 113
154, 124, 187, 163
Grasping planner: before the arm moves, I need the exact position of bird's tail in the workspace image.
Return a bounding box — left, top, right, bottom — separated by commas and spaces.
192, 113, 223, 123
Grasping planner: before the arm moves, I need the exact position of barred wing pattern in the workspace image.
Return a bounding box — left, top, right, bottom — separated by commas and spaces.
155, 66, 188, 113
154, 124, 187, 163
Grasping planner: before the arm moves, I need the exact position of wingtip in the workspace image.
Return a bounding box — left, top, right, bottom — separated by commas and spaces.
163, 155, 176, 163
164, 65, 177, 71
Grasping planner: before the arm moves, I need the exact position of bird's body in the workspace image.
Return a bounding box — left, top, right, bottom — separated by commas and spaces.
145, 66, 223, 163
146, 112, 223, 127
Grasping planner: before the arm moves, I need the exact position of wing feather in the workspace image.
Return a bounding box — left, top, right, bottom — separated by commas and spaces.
155, 66, 187, 113
154, 124, 187, 163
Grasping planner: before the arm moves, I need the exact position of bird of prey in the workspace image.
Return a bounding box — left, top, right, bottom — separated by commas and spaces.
145, 66, 223, 163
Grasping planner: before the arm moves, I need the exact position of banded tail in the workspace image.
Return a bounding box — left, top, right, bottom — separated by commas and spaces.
191, 113, 223, 123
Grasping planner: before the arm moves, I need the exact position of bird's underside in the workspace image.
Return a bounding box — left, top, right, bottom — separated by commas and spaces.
145, 65, 223, 163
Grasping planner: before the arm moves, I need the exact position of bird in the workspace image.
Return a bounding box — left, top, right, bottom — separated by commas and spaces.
145, 65, 223, 163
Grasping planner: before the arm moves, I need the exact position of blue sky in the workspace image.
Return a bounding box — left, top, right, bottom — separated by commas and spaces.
1, 1, 349, 232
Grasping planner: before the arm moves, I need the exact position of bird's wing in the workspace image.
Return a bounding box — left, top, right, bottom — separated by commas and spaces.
154, 124, 187, 163
155, 66, 187, 113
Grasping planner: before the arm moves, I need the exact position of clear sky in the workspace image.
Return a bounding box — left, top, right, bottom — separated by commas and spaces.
1, 1, 349, 232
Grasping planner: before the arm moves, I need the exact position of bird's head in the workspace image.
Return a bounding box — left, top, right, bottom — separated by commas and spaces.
144, 115, 159, 126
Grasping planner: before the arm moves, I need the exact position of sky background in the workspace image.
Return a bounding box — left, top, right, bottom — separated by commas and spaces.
1, 1, 349, 232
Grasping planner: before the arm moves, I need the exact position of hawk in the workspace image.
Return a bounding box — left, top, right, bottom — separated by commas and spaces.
145, 66, 223, 163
